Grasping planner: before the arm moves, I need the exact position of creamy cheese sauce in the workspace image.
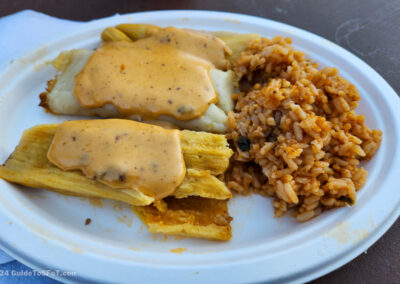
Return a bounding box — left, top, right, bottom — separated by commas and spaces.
74, 27, 230, 121
47, 119, 186, 199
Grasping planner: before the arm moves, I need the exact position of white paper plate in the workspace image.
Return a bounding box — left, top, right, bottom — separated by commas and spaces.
0, 10, 399, 284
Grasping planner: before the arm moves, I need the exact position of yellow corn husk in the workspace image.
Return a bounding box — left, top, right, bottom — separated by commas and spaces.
101, 24, 260, 64
115, 23, 161, 40
101, 27, 133, 42
134, 196, 232, 241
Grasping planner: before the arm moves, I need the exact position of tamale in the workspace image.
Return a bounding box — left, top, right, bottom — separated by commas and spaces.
0, 124, 233, 206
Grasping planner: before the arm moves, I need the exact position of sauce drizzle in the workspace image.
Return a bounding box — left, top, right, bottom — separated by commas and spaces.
74, 27, 230, 121
47, 119, 186, 199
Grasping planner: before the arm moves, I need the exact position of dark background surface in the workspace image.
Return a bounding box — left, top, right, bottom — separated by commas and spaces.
0, 0, 399, 283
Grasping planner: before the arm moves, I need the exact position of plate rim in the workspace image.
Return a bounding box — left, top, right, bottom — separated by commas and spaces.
0, 10, 399, 283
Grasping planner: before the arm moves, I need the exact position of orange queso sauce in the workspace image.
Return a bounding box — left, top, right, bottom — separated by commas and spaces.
47, 119, 186, 199
74, 27, 230, 121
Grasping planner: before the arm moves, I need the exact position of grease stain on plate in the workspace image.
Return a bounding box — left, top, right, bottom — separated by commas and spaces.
28, 194, 47, 200
88, 198, 103, 208
113, 203, 123, 212
153, 234, 169, 242
369, 214, 375, 229
325, 221, 372, 247
128, 246, 141, 252
18, 46, 48, 65
170, 247, 187, 254
174, 235, 186, 241
116, 214, 133, 227
224, 18, 241, 24
34, 60, 51, 72
71, 246, 83, 254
